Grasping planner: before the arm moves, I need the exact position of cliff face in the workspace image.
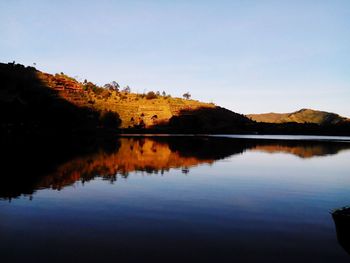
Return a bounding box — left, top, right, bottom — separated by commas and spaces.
248, 108, 349, 125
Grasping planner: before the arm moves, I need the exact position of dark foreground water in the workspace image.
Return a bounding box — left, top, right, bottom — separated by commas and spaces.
1, 136, 350, 263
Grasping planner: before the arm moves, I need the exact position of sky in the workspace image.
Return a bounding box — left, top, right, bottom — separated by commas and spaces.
1, 0, 349, 116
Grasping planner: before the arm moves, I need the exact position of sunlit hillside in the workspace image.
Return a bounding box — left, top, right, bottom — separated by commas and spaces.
38, 71, 218, 128
1, 62, 251, 131
2, 62, 349, 136
248, 108, 349, 125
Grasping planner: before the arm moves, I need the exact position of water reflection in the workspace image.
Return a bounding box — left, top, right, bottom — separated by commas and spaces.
38, 138, 216, 191
1, 136, 350, 199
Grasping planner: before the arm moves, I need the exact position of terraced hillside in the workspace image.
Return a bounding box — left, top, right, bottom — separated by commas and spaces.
89, 92, 216, 128
36, 66, 224, 128
0, 62, 251, 132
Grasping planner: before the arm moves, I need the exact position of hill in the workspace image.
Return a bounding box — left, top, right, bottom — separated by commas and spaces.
0, 62, 252, 135
1, 62, 349, 136
0, 62, 122, 138
247, 109, 349, 125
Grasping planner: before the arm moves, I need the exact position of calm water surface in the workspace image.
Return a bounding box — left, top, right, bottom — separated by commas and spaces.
1, 136, 350, 262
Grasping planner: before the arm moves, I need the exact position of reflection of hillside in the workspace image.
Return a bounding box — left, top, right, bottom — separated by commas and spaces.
0, 135, 121, 199
1, 136, 350, 199
250, 144, 349, 158
39, 138, 215, 191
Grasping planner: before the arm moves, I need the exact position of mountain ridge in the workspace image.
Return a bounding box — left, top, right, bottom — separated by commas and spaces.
1, 62, 350, 136
247, 108, 349, 125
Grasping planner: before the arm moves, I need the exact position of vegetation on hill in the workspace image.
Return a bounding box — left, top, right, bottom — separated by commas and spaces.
1, 62, 350, 136
0, 62, 122, 140
248, 108, 349, 125
0, 62, 252, 135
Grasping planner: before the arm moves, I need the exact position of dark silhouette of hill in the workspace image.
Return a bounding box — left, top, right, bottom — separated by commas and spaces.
248, 108, 349, 125
2, 136, 349, 200
0, 62, 121, 139
250, 121, 350, 136
150, 106, 253, 133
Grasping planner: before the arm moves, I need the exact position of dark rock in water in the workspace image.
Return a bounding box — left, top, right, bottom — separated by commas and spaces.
333, 207, 350, 217
332, 207, 350, 255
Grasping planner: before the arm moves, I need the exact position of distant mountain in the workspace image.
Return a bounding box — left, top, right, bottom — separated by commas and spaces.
247, 109, 349, 125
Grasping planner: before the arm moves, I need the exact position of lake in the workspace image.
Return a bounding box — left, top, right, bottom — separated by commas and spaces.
1, 135, 350, 262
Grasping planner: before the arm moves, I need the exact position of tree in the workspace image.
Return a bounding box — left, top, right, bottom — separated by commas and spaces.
162, 91, 166, 96
122, 85, 131, 93
104, 81, 119, 92
111, 81, 119, 89
84, 81, 103, 94
183, 92, 191, 100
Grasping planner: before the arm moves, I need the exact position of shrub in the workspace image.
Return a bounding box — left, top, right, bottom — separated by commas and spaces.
99, 110, 121, 129
146, 91, 157, 100
83, 82, 104, 95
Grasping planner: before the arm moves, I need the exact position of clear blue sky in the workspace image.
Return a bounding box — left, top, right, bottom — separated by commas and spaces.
1, 0, 349, 116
